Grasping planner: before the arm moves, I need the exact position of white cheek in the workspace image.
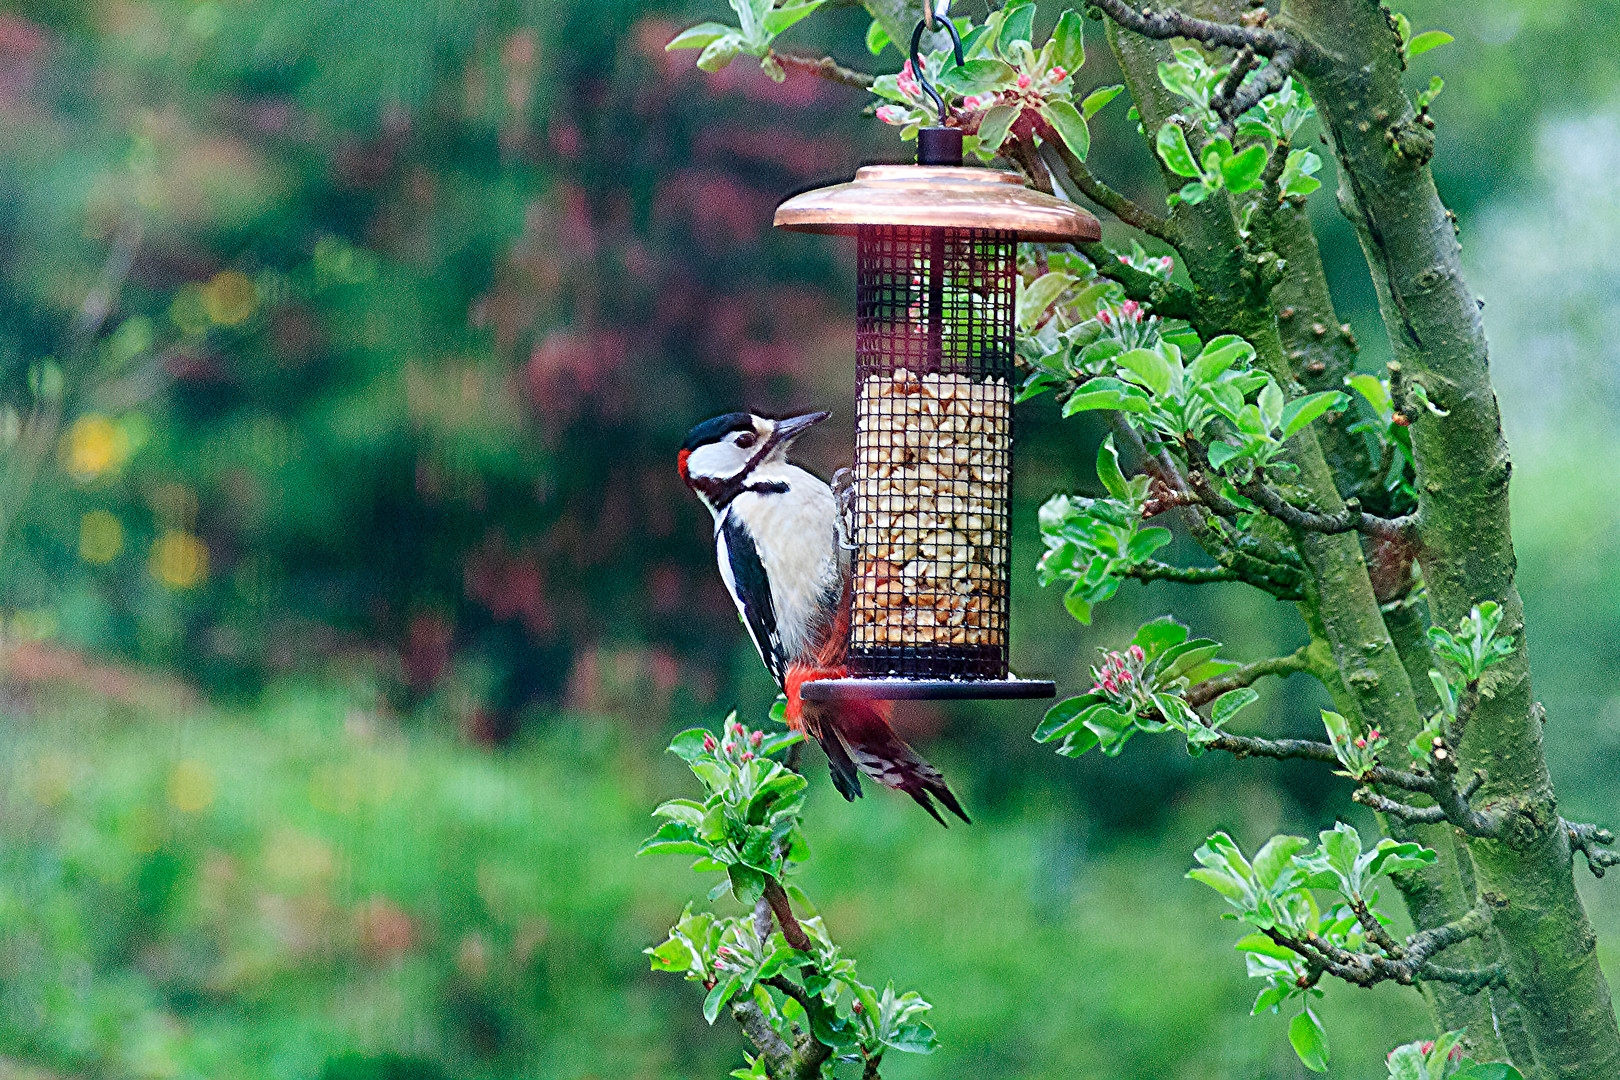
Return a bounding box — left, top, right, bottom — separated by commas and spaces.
686, 441, 747, 480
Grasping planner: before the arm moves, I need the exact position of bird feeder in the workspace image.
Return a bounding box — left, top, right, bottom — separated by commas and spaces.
772, 25, 1099, 700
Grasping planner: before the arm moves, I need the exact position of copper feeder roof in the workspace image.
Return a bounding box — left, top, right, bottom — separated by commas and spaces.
774, 165, 1101, 243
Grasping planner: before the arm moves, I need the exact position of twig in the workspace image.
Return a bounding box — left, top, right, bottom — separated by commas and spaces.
1127, 560, 1247, 587
764, 876, 813, 953
1185, 646, 1312, 706
1043, 129, 1178, 243
1218, 50, 1300, 126
1238, 478, 1415, 541
1088, 0, 1297, 56
732, 995, 797, 1074
1072, 240, 1203, 324
769, 50, 876, 89
1262, 902, 1495, 991
1418, 962, 1508, 995
1566, 820, 1620, 879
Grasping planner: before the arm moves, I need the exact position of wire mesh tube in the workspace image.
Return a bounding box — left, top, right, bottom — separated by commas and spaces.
849, 224, 1015, 679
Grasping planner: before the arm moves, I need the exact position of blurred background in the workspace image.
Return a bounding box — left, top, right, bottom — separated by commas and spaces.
0, 0, 1615, 1077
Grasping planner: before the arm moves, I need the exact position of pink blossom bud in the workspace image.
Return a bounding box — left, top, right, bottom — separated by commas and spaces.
852, 1001, 863, 1012
721, 742, 734, 755
1369, 729, 1382, 740
741, 751, 754, 762
1118, 254, 1130, 264
718, 946, 733, 956
1101, 677, 1117, 694
1050, 65, 1067, 81
1159, 256, 1174, 270
1097, 309, 1112, 326
1354, 737, 1367, 749
1017, 72, 1032, 90
750, 730, 763, 747
876, 105, 908, 125
1120, 300, 1142, 322
1118, 671, 1132, 684
703, 734, 717, 752
1129, 645, 1144, 662
731, 722, 745, 737
897, 60, 920, 98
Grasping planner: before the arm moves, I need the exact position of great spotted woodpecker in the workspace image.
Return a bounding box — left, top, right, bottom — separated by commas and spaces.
679, 411, 969, 825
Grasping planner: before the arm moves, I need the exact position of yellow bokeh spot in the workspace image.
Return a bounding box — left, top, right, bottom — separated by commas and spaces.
63, 414, 128, 479
80, 510, 124, 564
167, 759, 215, 813
150, 530, 209, 590
203, 270, 257, 326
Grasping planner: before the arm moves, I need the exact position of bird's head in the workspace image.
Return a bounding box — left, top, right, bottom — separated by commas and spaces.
678, 410, 829, 512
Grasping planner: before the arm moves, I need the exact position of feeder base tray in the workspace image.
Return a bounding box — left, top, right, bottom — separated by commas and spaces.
799, 678, 1056, 701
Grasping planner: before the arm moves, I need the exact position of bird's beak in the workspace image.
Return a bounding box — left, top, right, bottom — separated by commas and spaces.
767, 410, 830, 451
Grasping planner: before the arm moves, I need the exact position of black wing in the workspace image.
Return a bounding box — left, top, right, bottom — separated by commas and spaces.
720, 513, 785, 685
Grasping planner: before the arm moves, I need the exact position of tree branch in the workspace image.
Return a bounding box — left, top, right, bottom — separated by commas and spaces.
1073, 240, 1204, 323
1238, 476, 1414, 541
1043, 131, 1178, 243
1186, 646, 1312, 706
1089, 0, 1300, 57
732, 995, 797, 1075
1566, 820, 1620, 879
769, 49, 876, 89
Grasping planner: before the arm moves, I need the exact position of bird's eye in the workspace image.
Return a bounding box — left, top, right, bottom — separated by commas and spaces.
735, 432, 757, 448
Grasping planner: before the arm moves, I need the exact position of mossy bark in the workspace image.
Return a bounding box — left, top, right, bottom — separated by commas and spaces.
1280, 0, 1620, 1073
1105, 14, 1504, 1060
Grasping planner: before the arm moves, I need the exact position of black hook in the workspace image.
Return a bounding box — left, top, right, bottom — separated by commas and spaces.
909, 13, 965, 127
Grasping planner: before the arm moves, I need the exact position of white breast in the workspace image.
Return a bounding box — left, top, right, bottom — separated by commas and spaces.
729, 464, 840, 663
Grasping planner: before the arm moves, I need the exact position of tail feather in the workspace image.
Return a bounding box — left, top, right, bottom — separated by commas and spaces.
781, 575, 969, 825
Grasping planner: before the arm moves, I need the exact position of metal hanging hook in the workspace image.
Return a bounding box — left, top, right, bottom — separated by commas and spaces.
908, 5, 964, 127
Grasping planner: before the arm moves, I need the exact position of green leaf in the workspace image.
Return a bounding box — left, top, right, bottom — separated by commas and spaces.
1258, 380, 1285, 432
669, 727, 715, 760
1040, 99, 1090, 160
1063, 581, 1094, 624
1095, 434, 1128, 499
1081, 84, 1124, 120
696, 34, 745, 72
1280, 390, 1349, 439
653, 798, 706, 826
667, 22, 734, 50
1220, 143, 1268, 193
1174, 180, 1213, 205
1289, 1007, 1330, 1072
1118, 347, 1172, 396
865, 16, 890, 55
763, 0, 824, 34
1211, 687, 1260, 728
1251, 833, 1307, 889
937, 58, 1019, 96
1253, 982, 1291, 1015
1035, 693, 1106, 742
1050, 9, 1086, 72
638, 821, 711, 856
1188, 334, 1253, 384
1017, 270, 1076, 330
1133, 616, 1189, 657
1127, 527, 1171, 562
1188, 866, 1251, 905
1155, 122, 1199, 178
997, 1, 1036, 52
704, 974, 742, 1024
728, 863, 769, 905
1406, 29, 1454, 57
1452, 1065, 1525, 1080
975, 104, 1019, 158
1346, 372, 1392, 416
884, 1021, 940, 1054
1206, 441, 1243, 470
1236, 932, 1298, 961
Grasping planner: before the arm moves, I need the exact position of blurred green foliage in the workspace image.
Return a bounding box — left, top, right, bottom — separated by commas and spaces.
1, 0, 1619, 1075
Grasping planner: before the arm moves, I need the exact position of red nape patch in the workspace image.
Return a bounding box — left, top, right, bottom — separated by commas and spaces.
677, 448, 691, 482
